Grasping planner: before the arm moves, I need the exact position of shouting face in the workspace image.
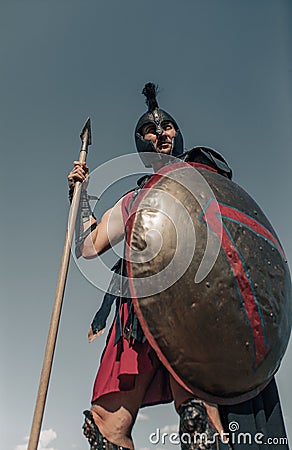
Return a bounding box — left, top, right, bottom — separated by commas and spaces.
141, 121, 177, 154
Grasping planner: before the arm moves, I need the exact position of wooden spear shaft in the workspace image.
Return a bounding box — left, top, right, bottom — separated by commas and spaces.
27, 118, 92, 450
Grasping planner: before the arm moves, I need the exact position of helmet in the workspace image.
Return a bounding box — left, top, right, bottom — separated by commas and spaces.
135, 83, 184, 167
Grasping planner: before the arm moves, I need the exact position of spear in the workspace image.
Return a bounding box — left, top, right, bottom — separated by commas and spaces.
27, 118, 92, 450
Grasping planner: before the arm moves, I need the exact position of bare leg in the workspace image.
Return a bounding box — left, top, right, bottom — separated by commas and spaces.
88, 350, 160, 449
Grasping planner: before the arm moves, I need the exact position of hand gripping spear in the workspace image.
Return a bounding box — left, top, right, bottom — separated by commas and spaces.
27, 118, 92, 450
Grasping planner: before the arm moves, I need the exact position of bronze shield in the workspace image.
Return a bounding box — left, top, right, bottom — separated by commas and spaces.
125, 162, 292, 403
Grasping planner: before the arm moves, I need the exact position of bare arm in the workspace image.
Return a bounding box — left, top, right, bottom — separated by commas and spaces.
68, 161, 125, 258
81, 198, 125, 258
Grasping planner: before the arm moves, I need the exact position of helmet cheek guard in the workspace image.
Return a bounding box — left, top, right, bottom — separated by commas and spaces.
135, 127, 184, 168
135, 133, 159, 168
171, 129, 184, 157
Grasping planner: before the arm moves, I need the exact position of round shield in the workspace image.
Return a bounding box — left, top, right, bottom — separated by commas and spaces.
125, 162, 292, 403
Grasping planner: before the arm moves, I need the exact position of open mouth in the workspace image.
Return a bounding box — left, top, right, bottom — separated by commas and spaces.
158, 141, 171, 149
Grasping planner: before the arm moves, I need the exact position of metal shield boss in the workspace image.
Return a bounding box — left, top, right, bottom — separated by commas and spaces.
125, 162, 292, 403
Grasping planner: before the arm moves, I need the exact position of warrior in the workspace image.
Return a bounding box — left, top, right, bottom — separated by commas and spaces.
68, 83, 290, 450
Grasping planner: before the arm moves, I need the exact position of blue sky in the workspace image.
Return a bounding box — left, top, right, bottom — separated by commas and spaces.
1, 1, 292, 449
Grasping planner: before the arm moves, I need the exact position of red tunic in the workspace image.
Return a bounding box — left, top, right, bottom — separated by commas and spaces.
91, 190, 172, 406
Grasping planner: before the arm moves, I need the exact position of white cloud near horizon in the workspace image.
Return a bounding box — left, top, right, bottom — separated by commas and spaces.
15, 429, 58, 450
137, 412, 149, 421
139, 448, 165, 450
160, 423, 178, 433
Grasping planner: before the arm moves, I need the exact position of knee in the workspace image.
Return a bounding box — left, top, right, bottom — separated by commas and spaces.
91, 404, 134, 439
83, 409, 134, 450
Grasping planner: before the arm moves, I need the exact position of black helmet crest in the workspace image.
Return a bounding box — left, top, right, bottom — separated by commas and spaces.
142, 82, 159, 111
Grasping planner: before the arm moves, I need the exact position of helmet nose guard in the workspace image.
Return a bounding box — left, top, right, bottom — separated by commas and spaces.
135, 83, 184, 167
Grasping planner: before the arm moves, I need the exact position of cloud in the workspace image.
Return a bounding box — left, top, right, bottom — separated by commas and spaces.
137, 412, 149, 421
139, 448, 165, 450
160, 423, 178, 433
15, 429, 58, 450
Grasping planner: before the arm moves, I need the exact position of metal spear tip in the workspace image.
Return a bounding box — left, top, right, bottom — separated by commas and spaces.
80, 117, 92, 146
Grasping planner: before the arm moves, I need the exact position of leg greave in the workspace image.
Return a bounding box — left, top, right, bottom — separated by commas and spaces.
179, 399, 231, 450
